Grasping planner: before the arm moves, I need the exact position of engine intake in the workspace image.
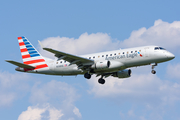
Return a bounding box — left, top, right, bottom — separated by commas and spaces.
112, 69, 131, 78
91, 60, 110, 69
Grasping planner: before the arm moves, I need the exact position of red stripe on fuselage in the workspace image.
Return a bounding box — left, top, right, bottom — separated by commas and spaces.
22, 54, 31, 59
35, 64, 48, 70
24, 59, 45, 65
21, 48, 28, 52
19, 42, 25, 46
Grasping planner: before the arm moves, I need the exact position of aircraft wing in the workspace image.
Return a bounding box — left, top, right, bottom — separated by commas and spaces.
6, 60, 35, 69
43, 48, 94, 68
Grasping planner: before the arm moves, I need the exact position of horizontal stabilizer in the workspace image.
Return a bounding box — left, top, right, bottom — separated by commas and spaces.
6, 60, 35, 69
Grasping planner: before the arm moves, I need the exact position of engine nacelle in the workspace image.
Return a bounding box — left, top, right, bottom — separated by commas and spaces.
112, 69, 131, 78
91, 61, 110, 69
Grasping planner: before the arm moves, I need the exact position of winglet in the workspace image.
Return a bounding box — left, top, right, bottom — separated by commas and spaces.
38, 40, 44, 49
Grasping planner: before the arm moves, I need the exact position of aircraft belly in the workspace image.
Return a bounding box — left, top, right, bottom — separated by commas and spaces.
52, 65, 82, 75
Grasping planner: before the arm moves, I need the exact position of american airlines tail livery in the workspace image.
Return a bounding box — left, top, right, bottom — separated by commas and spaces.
6, 36, 175, 84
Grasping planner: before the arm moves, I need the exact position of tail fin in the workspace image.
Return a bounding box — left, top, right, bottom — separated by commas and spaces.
17, 36, 48, 69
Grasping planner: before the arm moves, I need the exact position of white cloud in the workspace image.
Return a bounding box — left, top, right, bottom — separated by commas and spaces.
87, 70, 180, 119
73, 107, 82, 118
0, 71, 30, 107
49, 108, 64, 120
18, 80, 81, 120
120, 19, 180, 53
18, 104, 64, 120
38, 19, 180, 60
0, 93, 15, 107
39, 32, 119, 58
18, 105, 47, 120
30, 80, 79, 106
88, 73, 180, 105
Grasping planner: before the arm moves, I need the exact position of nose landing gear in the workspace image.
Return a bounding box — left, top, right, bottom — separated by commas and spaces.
151, 63, 157, 74
151, 70, 156, 74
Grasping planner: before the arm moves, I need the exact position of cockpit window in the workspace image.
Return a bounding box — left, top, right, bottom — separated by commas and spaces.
154, 47, 159, 50
154, 47, 166, 50
159, 47, 166, 50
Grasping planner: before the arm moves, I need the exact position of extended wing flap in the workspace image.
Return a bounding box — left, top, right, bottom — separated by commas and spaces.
43, 48, 94, 66
6, 60, 35, 69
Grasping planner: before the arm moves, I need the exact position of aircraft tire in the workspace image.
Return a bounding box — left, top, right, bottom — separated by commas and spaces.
151, 70, 156, 74
84, 73, 91, 79
98, 78, 105, 84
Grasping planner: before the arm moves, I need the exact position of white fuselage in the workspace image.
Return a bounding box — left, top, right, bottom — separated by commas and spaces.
33, 46, 174, 76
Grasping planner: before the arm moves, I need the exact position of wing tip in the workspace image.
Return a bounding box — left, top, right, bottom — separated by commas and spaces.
38, 40, 45, 49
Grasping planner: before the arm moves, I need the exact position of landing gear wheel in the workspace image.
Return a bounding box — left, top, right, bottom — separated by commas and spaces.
84, 73, 91, 79
151, 63, 157, 74
151, 70, 156, 74
98, 78, 105, 84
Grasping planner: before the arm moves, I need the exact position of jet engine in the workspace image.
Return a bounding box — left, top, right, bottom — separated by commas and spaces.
112, 69, 131, 78
91, 61, 110, 69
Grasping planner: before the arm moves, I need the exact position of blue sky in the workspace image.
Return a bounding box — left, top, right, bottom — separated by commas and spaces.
1, 0, 180, 120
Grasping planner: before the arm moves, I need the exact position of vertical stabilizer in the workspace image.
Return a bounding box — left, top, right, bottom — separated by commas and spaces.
17, 36, 48, 70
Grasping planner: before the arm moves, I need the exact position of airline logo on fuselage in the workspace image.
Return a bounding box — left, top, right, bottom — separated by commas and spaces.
138, 52, 143, 57
105, 52, 142, 60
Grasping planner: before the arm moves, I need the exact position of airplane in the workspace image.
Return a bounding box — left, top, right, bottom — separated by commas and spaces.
6, 36, 175, 84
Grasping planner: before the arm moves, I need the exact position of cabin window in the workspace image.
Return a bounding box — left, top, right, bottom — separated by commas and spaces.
110, 54, 112, 56
64, 61, 66, 63
123, 52, 124, 54
60, 61, 62, 63
106, 55, 108, 57
93, 56, 95, 58
131, 51, 133, 53
89, 57, 91, 59
135, 50, 137, 52
114, 53, 116, 55
102, 55, 104, 57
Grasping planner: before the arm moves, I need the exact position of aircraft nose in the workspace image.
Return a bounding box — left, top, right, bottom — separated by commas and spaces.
167, 52, 175, 60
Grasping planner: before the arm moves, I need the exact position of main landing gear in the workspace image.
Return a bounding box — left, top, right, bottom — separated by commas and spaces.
84, 73, 105, 84
151, 63, 157, 74
98, 77, 105, 84
84, 73, 91, 79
